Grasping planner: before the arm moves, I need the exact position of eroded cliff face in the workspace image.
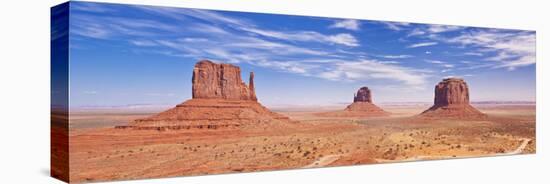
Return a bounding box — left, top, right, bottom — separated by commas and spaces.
433, 78, 469, 107
420, 78, 487, 119
192, 60, 256, 101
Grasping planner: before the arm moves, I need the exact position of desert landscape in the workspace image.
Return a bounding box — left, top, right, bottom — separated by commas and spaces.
63, 60, 536, 183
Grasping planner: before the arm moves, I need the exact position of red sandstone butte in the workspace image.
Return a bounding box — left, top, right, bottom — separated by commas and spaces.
124, 60, 289, 129
353, 87, 372, 103
419, 78, 487, 119
318, 87, 389, 117
192, 60, 256, 101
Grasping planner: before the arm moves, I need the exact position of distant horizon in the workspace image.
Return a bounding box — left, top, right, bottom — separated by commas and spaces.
66, 100, 536, 111
66, 2, 536, 108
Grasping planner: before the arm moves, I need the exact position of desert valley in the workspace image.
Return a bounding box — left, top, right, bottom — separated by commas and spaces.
56, 60, 535, 183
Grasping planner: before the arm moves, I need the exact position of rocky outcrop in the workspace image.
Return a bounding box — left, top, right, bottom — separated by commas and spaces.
353, 87, 372, 103
249, 72, 257, 101
192, 60, 257, 101
433, 78, 469, 106
127, 60, 289, 129
419, 78, 487, 119
318, 86, 389, 117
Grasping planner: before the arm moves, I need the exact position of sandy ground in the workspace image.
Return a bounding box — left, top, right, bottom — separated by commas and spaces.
63, 105, 536, 183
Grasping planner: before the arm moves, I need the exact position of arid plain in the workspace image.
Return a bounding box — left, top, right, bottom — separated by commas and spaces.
54, 60, 536, 183
66, 102, 535, 182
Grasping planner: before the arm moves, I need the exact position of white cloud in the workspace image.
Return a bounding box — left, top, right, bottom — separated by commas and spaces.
404, 24, 535, 71
379, 61, 400, 64
442, 64, 455, 68
408, 24, 463, 37
464, 52, 484, 56
241, 27, 359, 47
446, 30, 535, 70
71, 22, 111, 39
147, 8, 362, 47
330, 19, 360, 31
256, 60, 317, 74
72, 2, 115, 13
441, 69, 452, 73
407, 42, 438, 48
317, 60, 430, 87
382, 22, 411, 31
379, 54, 414, 59
326, 33, 359, 46
70, 14, 183, 39
73, 4, 448, 88
130, 40, 158, 46
407, 29, 426, 37
427, 25, 462, 33
425, 60, 444, 64
426, 60, 454, 69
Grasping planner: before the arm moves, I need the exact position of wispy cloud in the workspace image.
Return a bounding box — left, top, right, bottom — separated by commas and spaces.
426, 25, 462, 33
241, 27, 359, 46
408, 24, 463, 37
330, 19, 360, 31
174, 9, 361, 46
71, 6, 367, 78
70, 2, 533, 91
425, 60, 444, 64
326, 33, 359, 46
442, 64, 455, 68
407, 42, 438, 48
317, 59, 431, 87
129, 40, 158, 46
464, 52, 484, 56
446, 30, 536, 70
402, 21, 535, 71
381, 22, 411, 31
379, 54, 414, 59
426, 60, 455, 70
138, 7, 362, 47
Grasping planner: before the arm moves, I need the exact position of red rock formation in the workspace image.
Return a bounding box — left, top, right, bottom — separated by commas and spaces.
249, 72, 257, 101
192, 60, 256, 101
318, 86, 389, 117
353, 87, 372, 103
127, 60, 289, 129
419, 78, 487, 119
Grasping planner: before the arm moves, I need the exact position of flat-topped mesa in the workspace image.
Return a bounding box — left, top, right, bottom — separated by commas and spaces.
353, 87, 372, 103
192, 60, 257, 101
420, 78, 487, 119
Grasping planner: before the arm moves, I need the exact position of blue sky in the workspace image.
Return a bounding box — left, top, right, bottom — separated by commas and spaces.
67, 2, 536, 108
